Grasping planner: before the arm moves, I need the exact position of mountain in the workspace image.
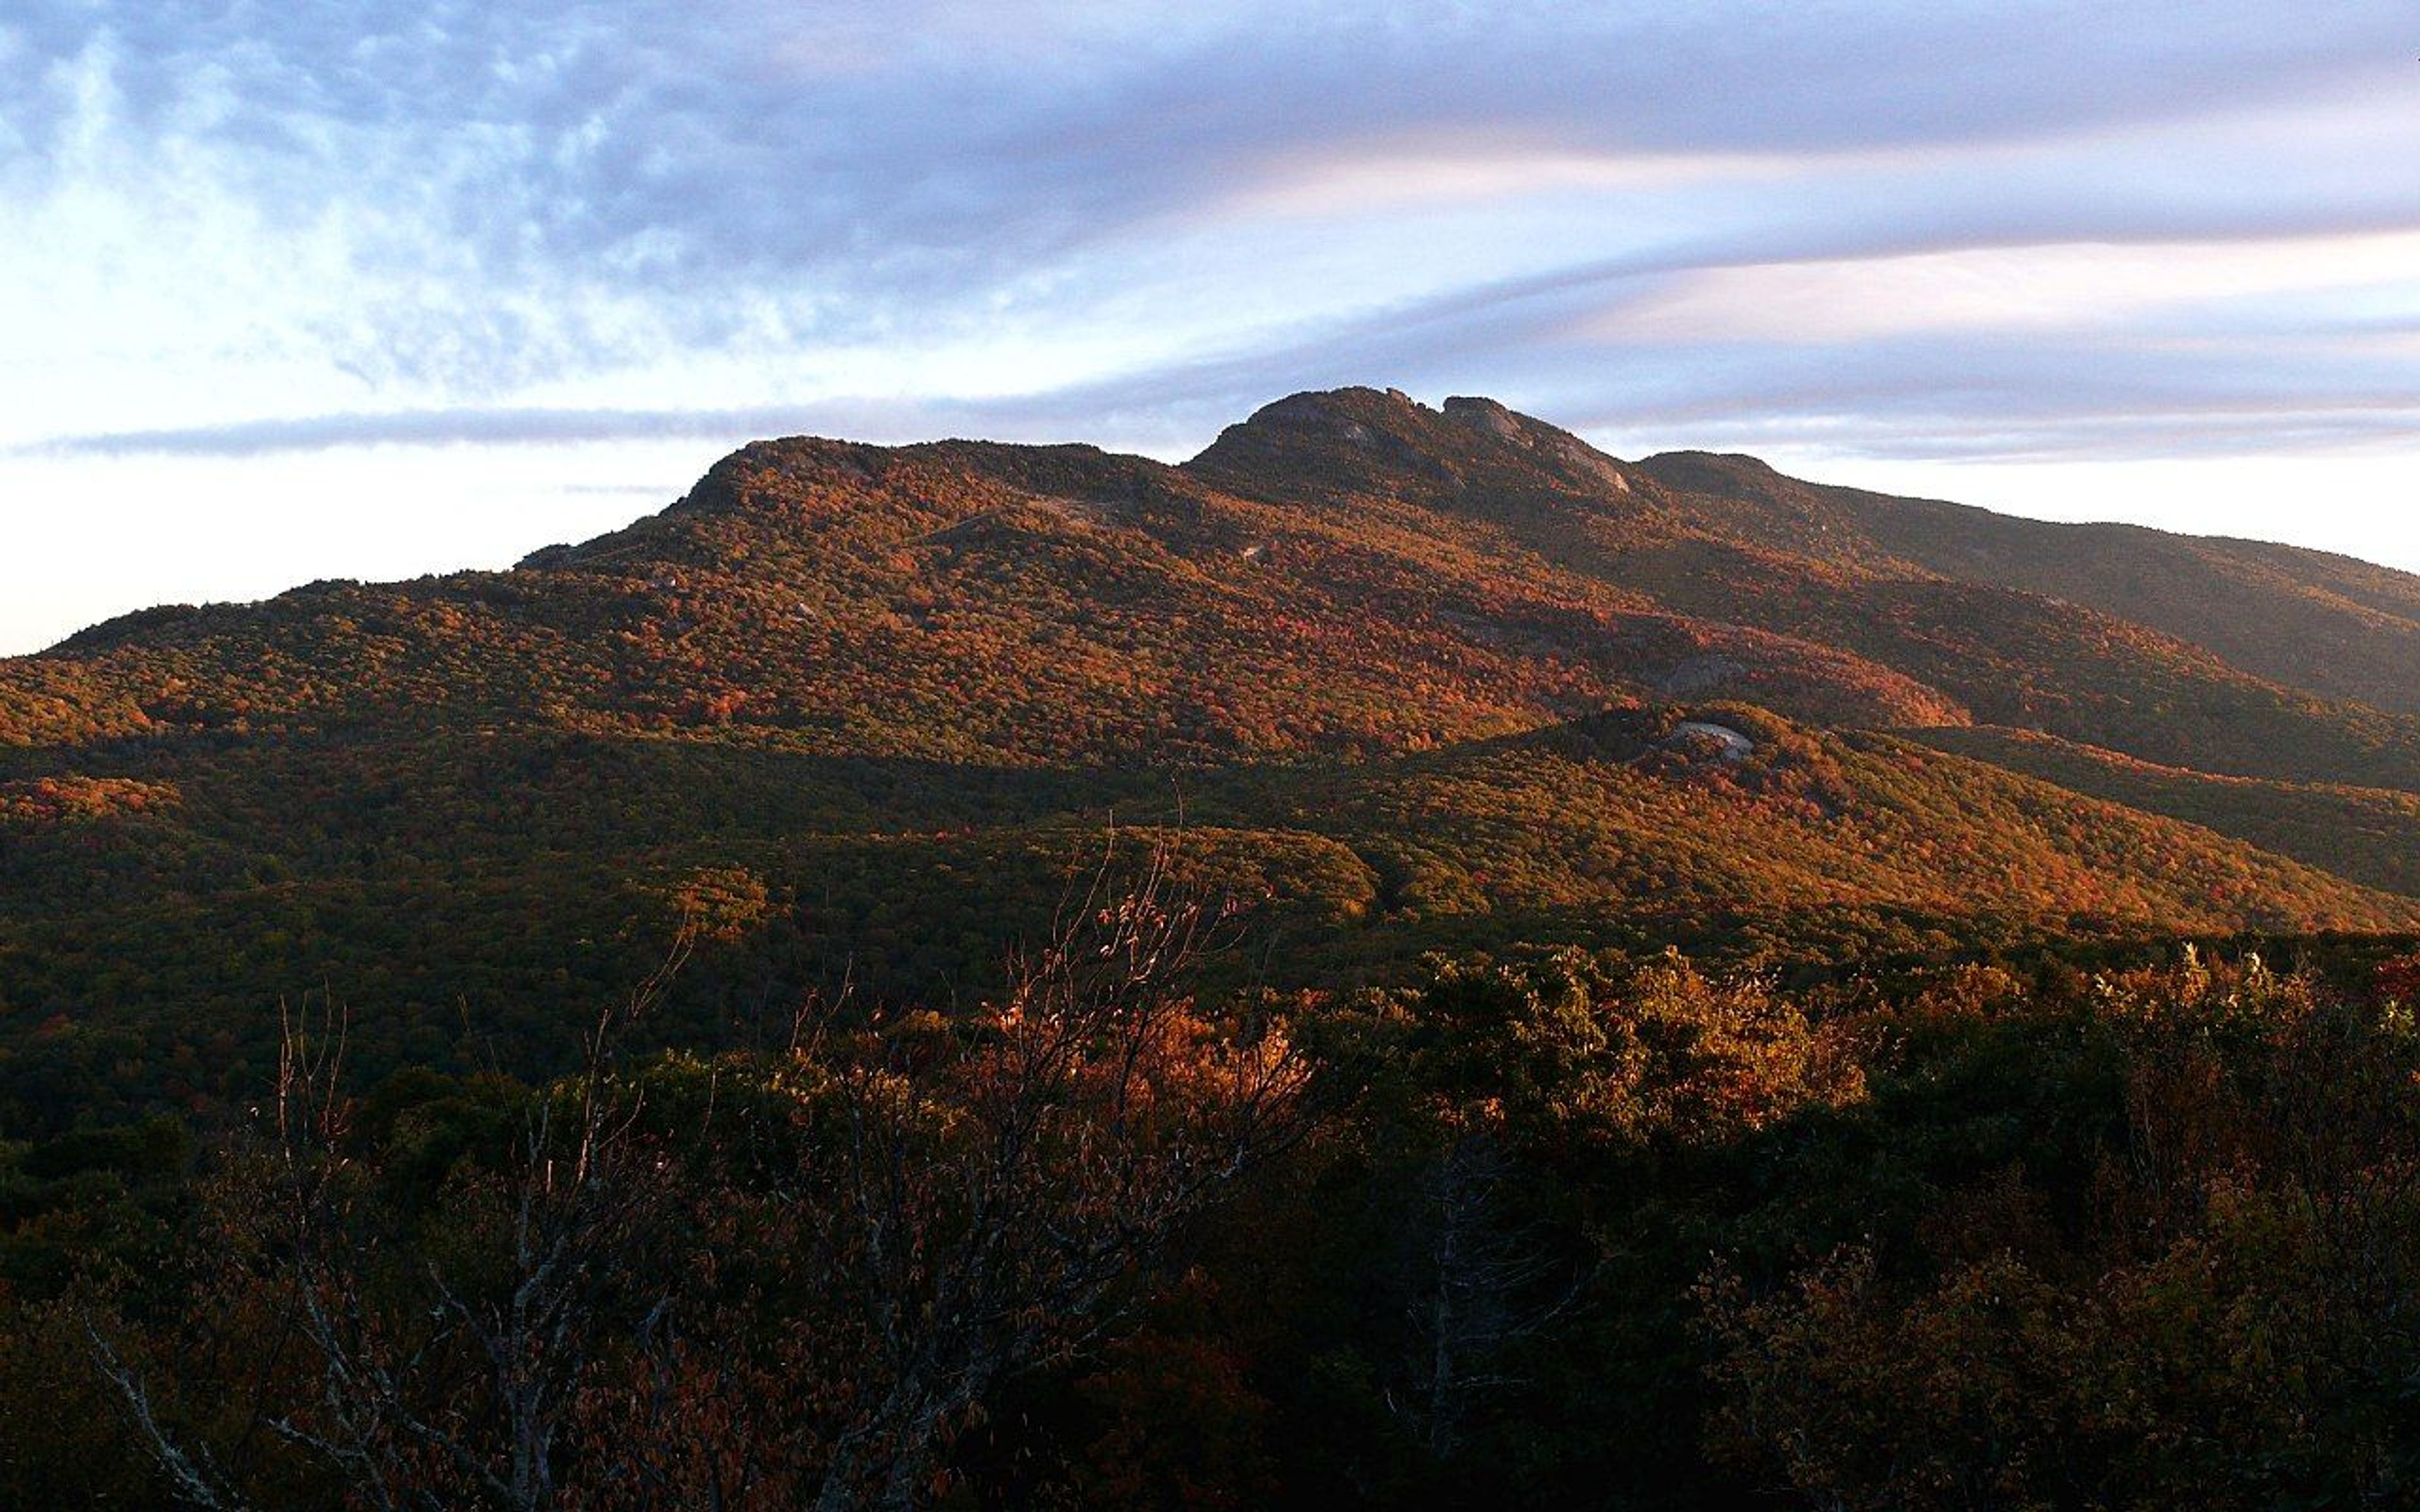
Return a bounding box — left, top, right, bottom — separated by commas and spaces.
6, 386, 2418, 1114
1634, 447, 2420, 716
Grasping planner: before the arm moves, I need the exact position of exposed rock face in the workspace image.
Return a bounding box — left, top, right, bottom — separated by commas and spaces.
1443, 394, 1526, 442
1673, 719, 1756, 762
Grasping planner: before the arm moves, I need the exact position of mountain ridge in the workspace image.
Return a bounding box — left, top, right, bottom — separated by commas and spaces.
8, 387, 2420, 1111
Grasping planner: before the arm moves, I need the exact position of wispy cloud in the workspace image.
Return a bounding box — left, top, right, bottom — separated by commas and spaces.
8, 1, 2413, 399
28, 408, 839, 458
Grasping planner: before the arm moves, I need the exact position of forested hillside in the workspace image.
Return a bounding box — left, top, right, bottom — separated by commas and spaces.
11, 387, 2420, 1106
6, 389, 2420, 1508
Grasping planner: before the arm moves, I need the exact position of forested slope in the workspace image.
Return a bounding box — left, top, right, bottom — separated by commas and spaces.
7, 387, 2420, 1119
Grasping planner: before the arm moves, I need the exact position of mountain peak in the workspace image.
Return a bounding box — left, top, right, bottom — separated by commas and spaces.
1441, 394, 1634, 493
1211, 385, 1431, 442
1439, 393, 1523, 436
1184, 386, 1635, 501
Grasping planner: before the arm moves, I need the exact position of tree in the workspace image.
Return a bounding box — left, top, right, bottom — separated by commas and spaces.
91, 960, 689, 1512
85, 842, 1321, 1511
777, 841, 1319, 1508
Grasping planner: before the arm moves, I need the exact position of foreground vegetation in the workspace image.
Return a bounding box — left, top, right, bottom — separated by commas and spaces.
8, 890, 2418, 1509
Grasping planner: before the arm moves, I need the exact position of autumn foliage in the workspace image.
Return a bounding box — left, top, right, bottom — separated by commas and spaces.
11, 391, 2420, 1505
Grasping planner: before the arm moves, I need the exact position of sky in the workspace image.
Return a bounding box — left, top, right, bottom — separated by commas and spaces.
4, 1, 2418, 654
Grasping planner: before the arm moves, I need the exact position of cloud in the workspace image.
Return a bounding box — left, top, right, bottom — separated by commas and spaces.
8, 3, 2412, 371
29, 407, 837, 457
1, 0, 2417, 591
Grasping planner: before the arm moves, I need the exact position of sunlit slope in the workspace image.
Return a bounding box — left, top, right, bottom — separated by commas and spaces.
9, 702, 2417, 1116
3, 432, 1954, 759
8, 386, 2420, 1111
1916, 725, 2420, 899
1632, 449, 2420, 718
1189, 388, 2420, 791
16, 387, 2417, 791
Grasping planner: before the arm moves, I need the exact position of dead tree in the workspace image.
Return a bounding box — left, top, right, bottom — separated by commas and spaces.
93, 949, 689, 1512
1394, 1135, 1589, 1463
91, 840, 1321, 1511
789, 835, 1320, 1510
